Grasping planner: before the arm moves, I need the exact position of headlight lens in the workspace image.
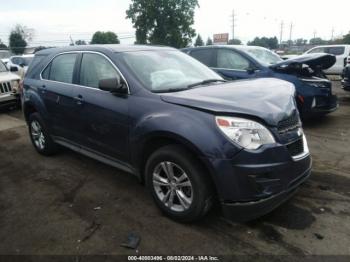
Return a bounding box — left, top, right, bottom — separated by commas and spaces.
215, 116, 275, 150
11, 80, 20, 92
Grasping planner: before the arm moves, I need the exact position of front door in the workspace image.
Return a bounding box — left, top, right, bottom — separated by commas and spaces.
73, 52, 130, 163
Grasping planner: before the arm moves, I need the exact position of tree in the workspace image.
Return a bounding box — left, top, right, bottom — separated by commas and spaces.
228, 39, 242, 45
342, 33, 350, 44
309, 37, 327, 45
0, 39, 7, 49
194, 34, 204, 46
247, 36, 278, 49
75, 40, 87, 45
9, 25, 28, 54
91, 31, 120, 44
295, 38, 307, 46
206, 37, 213, 46
126, 0, 198, 48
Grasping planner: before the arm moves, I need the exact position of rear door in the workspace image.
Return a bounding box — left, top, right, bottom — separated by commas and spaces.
213, 49, 256, 80
40, 52, 79, 141
72, 52, 130, 162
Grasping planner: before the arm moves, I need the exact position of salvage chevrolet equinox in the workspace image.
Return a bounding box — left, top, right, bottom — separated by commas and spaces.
23, 45, 312, 222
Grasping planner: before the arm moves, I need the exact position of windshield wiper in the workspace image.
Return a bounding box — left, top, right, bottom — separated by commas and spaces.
187, 79, 227, 89
153, 87, 190, 93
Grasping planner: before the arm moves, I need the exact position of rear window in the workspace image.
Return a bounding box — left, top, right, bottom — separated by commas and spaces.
26, 55, 46, 77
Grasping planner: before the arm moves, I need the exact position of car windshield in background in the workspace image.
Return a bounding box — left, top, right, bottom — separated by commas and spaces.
21, 57, 33, 66
120, 50, 222, 92
244, 48, 282, 65
0, 61, 7, 72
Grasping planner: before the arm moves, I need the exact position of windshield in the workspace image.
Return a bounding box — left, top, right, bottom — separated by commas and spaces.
0, 61, 7, 72
244, 48, 282, 65
119, 50, 222, 92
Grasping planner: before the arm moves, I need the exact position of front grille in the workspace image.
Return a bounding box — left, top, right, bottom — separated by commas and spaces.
287, 138, 304, 157
0, 82, 12, 94
277, 111, 301, 134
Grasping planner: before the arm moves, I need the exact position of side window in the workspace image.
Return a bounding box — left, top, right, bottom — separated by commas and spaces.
44, 53, 77, 83
328, 47, 345, 56
217, 49, 250, 70
308, 47, 325, 54
79, 53, 120, 88
190, 49, 215, 67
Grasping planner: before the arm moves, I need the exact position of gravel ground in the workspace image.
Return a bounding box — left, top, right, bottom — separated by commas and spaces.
0, 81, 349, 258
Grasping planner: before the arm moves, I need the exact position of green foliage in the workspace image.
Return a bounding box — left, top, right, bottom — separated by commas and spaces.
75, 40, 87, 45
228, 39, 242, 45
247, 36, 278, 49
194, 34, 204, 46
309, 37, 327, 45
9, 25, 28, 54
126, 0, 198, 48
294, 38, 308, 46
91, 31, 120, 44
0, 39, 7, 49
341, 33, 350, 44
206, 37, 213, 46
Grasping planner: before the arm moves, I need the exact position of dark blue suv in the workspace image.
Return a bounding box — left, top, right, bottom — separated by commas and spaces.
23, 45, 311, 222
182, 45, 338, 119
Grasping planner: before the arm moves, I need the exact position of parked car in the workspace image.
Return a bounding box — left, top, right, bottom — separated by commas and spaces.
182, 45, 338, 119
304, 45, 350, 74
341, 64, 350, 91
23, 45, 311, 222
0, 60, 20, 109
7, 54, 34, 77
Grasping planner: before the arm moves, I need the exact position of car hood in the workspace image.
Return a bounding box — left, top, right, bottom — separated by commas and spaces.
160, 78, 296, 126
0, 71, 20, 82
270, 53, 336, 70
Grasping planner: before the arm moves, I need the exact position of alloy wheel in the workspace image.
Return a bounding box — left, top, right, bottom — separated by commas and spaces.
152, 161, 193, 212
31, 120, 46, 150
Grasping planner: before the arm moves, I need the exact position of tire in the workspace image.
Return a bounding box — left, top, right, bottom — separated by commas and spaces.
145, 145, 213, 222
28, 113, 58, 156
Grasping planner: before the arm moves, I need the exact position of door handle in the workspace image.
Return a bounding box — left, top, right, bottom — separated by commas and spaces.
74, 95, 84, 105
40, 85, 46, 94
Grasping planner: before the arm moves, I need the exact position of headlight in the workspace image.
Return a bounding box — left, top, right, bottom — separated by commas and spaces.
215, 116, 275, 150
11, 80, 20, 92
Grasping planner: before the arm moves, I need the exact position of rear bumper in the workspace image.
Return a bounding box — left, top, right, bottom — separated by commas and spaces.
221, 166, 311, 221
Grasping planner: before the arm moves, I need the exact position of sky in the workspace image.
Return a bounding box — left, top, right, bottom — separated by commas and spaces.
0, 0, 349, 46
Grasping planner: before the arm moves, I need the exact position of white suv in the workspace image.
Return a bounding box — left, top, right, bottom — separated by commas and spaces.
304, 45, 350, 75
0, 60, 20, 109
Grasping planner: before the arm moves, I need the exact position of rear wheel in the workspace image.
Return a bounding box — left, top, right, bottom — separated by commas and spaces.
28, 113, 58, 155
145, 145, 213, 222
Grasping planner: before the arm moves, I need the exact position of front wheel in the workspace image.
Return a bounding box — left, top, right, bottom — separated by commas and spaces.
145, 145, 213, 222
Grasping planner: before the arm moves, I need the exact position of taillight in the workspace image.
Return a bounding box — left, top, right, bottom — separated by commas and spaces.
298, 95, 305, 104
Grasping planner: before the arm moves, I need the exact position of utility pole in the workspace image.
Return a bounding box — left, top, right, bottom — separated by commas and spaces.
231, 9, 236, 41
313, 30, 317, 39
279, 21, 284, 47
331, 27, 335, 41
289, 22, 293, 46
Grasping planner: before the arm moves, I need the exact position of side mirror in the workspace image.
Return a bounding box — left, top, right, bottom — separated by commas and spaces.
99, 78, 128, 94
19, 63, 25, 68
10, 66, 18, 72
246, 67, 257, 74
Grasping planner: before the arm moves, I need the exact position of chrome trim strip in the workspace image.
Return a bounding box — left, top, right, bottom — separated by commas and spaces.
39, 50, 131, 94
